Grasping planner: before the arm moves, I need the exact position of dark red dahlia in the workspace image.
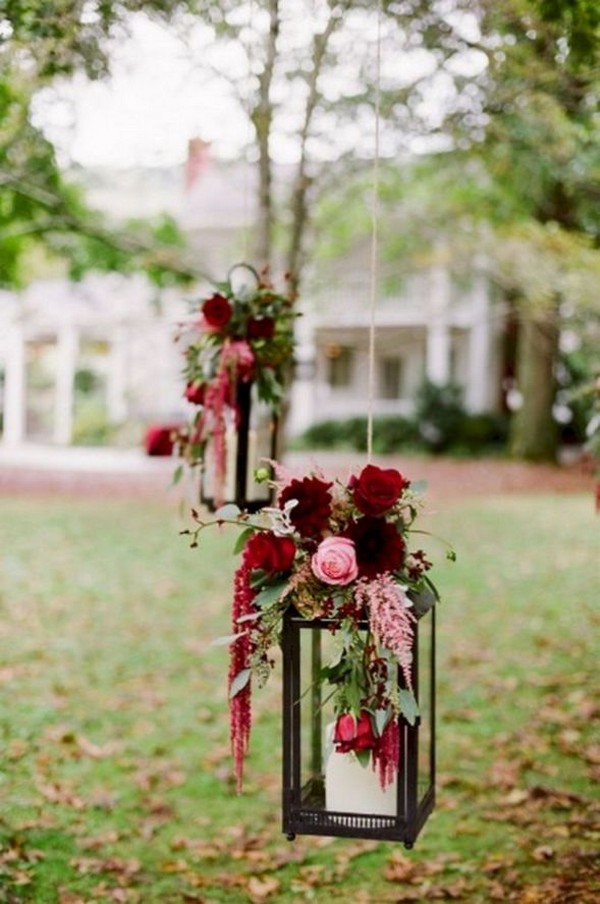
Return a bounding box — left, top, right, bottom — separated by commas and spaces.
344, 516, 405, 578
247, 316, 275, 340
279, 476, 333, 538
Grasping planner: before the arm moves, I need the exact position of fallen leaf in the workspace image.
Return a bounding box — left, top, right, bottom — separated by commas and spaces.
76, 735, 123, 759
246, 875, 281, 902
383, 851, 417, 883
532, 846, 555, 862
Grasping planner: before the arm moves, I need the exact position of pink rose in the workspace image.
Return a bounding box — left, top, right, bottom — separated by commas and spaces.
311, 537, 358, 586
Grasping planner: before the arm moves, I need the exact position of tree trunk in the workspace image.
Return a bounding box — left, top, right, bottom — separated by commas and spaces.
509, 307, 560, 462
252, 0, 280, 268
285, 3, 349, 289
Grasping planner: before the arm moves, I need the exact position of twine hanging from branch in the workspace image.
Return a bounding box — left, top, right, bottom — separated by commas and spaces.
241, 0, 256, 261
367, 0, 383, 462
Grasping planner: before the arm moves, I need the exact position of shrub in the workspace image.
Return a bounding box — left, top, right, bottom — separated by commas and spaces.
296, 403, 509, 457
414, 380, 467, 453
456, 413, 510, 453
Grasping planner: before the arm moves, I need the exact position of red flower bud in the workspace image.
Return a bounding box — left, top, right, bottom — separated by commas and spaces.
185, 382, 205, 405
248, 316, 276, 339
244, 532, 296, 574
333, 711, 377, 753
202, 293, 232, 329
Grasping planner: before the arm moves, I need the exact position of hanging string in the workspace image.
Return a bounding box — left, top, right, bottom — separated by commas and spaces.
366, 0, 383, 462
241, 0, 256, 261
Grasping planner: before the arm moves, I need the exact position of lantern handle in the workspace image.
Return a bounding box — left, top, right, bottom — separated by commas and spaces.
228, 262, 260, 298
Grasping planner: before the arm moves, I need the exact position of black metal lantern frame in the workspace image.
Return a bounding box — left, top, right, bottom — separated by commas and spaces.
200, 379, 279, 513
282, 605, 436, 847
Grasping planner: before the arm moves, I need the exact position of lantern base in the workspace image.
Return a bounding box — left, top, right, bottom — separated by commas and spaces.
283, 783, 435, 845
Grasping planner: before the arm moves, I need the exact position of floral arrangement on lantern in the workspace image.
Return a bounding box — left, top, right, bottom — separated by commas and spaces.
187, 461, 449, 792
175, 265, 296, 503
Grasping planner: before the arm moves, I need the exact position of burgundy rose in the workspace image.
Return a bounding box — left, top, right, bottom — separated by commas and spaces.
279, 476, 333, 538
248, 316, 275, 340
244, 531, 296, 574
344, 516, 405, 579
333, 711, 376, 753
202, 293, 232, 329
351, 464, 410, 516
185, 381, 205, 405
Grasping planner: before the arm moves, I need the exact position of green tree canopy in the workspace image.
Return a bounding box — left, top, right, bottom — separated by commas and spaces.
1, 0, 201, 287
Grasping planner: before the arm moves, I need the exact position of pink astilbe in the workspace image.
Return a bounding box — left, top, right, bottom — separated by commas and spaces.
201, 340, 256, 507
221, 340, 255, 395
201, 369, 231, 507
229, 558, 256, 792
356, 575, 416, 691
373, 717, 400, 791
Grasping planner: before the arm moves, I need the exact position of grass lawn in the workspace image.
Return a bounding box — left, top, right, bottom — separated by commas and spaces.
0, 491, 598, 902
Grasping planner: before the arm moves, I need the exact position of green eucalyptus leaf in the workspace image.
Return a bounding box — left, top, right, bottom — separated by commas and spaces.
355, 749, 372, 769
233, 527, 255, 555
212, 632, 245, 647
214, 503, 242, 520
250, 569, 268, 589
374, 708, 390, 736
236, 611, 263, 624
399, 689, 420, 726
253, 580, 287, 609
409, 584, 437, 617
229, 668, 251, 699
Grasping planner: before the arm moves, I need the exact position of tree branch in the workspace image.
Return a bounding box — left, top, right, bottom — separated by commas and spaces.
286, 2, 348, 286
252, 0, 280, 268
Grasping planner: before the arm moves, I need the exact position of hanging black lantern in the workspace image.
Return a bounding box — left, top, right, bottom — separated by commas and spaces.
177, 263, 296, 512
281, 604, 436, 847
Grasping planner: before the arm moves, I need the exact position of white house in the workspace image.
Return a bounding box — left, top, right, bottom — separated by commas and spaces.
0, 273, 188, 447
299, 251, 505, 436
0, 141, 507, 448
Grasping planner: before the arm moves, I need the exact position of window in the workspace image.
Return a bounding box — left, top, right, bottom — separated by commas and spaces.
379, 356, 404, 400
326, 345, 354, 388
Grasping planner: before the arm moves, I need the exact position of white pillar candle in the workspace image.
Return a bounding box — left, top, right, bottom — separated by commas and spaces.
324, 722, 397, 817
245, 428, 257, 498
224, 423, 237, 501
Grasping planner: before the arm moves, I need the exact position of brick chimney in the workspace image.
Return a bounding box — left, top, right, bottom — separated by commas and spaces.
185, 138, 210, 192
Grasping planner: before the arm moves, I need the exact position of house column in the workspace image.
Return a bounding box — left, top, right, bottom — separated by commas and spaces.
53, 324, 78, 444
107, 325, 128, 424
2, 325, 26, 446
426, 262, 451, 385
465, 267, 492, 413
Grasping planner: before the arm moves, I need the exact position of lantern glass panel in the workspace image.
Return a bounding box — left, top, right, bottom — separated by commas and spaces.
201, 383, 276, 509
283, 605, 436, 845
286, 616, 408, 830
416, 608, 434, 807
245, 393, 275, 503
297, 630, 335, 810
